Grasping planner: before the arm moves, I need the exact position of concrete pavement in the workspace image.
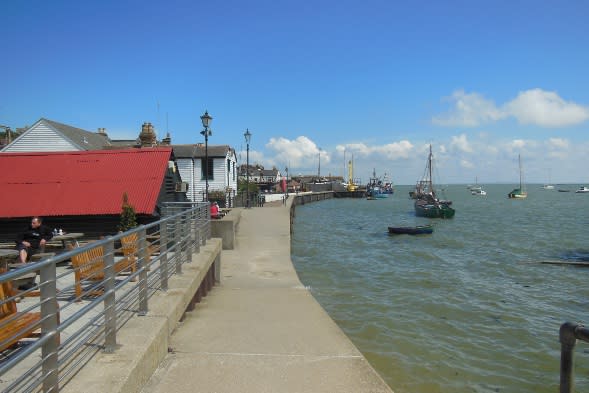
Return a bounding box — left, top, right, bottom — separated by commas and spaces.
141, 199, 393, 393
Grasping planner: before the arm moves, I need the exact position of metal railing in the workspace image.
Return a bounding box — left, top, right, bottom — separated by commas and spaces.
560, 322, 589, 393
0, 202, 210, 393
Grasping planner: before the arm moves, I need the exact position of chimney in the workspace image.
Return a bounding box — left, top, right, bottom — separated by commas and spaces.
139, 122, 157, 147
97, 127, 108, 136
161, 132, 171, 145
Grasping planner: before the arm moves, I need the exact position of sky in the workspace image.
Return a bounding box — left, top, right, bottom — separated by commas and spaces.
2, 0, 588, 185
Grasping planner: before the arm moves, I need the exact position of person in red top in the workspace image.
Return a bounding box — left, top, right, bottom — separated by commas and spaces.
210, 202, 220, 219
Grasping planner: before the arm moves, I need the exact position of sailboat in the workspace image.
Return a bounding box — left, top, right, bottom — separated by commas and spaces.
541, 169, 554, 190
508, 154, 527, 199
414, 145, 455, 218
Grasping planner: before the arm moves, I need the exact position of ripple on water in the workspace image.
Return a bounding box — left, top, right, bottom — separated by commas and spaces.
292, 188, 589, 393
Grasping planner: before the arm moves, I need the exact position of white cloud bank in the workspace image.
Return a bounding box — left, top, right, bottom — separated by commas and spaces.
433, 88, 589, 127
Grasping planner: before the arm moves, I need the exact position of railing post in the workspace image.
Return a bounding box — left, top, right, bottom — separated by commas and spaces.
159, 219, 169, 291
138, 228, 148, 316
207, 202, 212, 240
560, 322, 578, 393
103, 239, 117, 353
193, 206, 201, 254
40, 262, 59, 393
183, 213, 192, 263
174, 215, 182, 275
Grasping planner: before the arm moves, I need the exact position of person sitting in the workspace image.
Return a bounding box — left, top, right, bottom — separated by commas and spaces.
15, 216, 53, 264
210, 202, 223, 219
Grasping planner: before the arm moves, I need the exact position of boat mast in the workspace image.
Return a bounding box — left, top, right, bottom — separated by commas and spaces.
428, 144, 435, 198
518, 154, 522, 190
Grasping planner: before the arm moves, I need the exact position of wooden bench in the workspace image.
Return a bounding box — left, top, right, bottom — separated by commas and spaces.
71, 244, 136, 301
122, 233, 155, 267
0, 270, 42, 351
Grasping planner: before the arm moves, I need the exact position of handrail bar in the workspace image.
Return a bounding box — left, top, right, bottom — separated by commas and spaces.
0, 202, 212, 392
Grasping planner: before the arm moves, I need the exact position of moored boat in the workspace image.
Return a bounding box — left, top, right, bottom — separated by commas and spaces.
414, 145, 455, 219
388, 225, 433, 235
508, 154, 527, 199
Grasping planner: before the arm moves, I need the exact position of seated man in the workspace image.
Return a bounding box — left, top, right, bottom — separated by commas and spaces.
15, 216, 53, 264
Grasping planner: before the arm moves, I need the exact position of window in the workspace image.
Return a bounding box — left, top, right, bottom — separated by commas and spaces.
201, 158, 214, 180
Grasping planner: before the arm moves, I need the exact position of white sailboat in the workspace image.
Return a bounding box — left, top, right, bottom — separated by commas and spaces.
542, 169, 554, 190
508, 154, 527, 199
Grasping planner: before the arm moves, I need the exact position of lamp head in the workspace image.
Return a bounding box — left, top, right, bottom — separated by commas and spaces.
200, 110, 213, 128
244, 128, 252, 144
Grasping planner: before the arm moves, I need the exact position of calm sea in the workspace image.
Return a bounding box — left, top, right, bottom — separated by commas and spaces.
291, 184, 589, 393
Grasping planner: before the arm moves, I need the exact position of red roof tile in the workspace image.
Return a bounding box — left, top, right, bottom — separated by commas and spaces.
0, 148, 173, 218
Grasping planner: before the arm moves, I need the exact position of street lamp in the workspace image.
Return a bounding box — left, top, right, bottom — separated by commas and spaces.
244, 129, 252, 208
200, 111, 213, 202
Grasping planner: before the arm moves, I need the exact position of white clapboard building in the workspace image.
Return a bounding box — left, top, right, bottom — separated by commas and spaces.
173, 144, 238, 204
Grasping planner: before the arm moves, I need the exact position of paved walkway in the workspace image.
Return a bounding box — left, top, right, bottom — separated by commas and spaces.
141, 201, 393, 393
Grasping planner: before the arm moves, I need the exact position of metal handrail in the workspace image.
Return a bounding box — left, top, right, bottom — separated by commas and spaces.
560, 322, 589, 393
0, 202, 210, 392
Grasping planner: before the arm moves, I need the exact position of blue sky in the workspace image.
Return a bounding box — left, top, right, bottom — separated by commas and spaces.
2, 0, 588, 185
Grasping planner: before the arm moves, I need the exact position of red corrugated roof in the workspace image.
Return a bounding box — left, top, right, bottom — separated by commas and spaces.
0, 148, 173, 218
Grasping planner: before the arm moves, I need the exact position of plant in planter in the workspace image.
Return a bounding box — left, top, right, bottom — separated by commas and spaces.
118, 192, 138, 232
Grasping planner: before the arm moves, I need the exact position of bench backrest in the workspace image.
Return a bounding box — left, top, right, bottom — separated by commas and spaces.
71, 245, 106, 281
0, 270, 17, 318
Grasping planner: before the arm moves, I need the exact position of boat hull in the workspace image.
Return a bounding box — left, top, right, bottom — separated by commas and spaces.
388, 225, 433, 235
414, 200, 455, 218
508, 188, 527, 198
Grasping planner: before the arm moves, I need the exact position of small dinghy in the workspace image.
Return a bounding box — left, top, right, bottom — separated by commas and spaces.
388, 225, 433, 235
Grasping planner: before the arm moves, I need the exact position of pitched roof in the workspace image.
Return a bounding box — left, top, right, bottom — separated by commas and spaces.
41, 118, 112, 150
172, 144, 234, 158
0, 148, 173, 218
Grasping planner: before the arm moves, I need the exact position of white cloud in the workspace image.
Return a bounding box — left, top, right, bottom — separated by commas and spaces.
450, 134, 473, 153
460, 159, 474, 169
335, 140, 413, 159
432, 90, 505, 127
511, 139, 526, 149
504, 89, 589, 127
547, 137, 569, 149
433, 88, 589, 128
266, 136, 327, 168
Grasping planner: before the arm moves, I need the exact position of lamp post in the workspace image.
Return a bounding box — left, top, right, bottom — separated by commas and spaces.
244, 129, 252, 208
200, 111, 212, 202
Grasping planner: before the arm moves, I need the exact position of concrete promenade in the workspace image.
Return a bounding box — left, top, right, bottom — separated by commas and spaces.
141, 199, 393, 393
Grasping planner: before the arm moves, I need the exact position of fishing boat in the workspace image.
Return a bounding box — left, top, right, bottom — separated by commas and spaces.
414, 145, 455, 218
508, 154, 527, 199
366, 169, 392, 198
388, 225, 433, 235
575, 186, 589, 193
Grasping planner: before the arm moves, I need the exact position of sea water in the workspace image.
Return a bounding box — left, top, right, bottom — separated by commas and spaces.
291, 184, 589, 393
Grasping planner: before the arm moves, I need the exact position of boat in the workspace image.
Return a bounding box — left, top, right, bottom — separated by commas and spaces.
366, 169, 393, 198
388, 225, 433, 235
541, 169, 554, 190
575, 186, 589, 193
508, 154, 527, 199
414, 145, 455, 219
469, 177, 486, 195
558, 189, 571, 192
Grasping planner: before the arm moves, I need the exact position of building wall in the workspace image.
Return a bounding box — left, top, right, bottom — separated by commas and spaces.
176, 151, 237, 202
2, 122, 79, 152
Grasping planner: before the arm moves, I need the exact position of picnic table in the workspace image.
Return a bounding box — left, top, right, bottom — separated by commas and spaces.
51, 232, 84, 249
0, 249, 19, 269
